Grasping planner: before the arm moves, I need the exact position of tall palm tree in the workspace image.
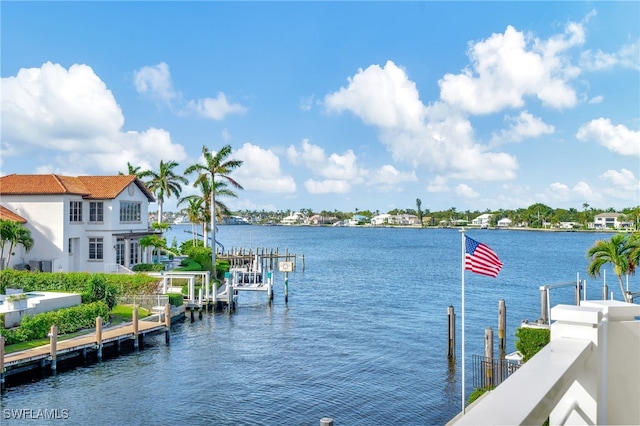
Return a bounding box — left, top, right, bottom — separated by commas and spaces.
184, 145, 243, 276
0, 220, 34, 269
140, 160, 189, 224
118, 161, 144, 178
587, 233, 639, 301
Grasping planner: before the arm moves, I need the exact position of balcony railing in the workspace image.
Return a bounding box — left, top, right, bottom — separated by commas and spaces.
449, 300, 640, 425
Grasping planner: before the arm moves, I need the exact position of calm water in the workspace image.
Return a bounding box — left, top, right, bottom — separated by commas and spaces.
1, 226, 625, 425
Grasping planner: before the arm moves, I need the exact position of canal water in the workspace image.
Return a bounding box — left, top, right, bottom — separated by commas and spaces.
0, 226, 625, 425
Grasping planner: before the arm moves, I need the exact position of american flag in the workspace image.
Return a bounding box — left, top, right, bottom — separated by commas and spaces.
465, 236, 503, 278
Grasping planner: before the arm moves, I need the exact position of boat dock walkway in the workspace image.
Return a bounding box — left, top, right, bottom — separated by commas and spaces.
1, 305, 181, 386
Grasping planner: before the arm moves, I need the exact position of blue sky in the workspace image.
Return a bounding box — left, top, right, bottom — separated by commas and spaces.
1, 2, 639, 214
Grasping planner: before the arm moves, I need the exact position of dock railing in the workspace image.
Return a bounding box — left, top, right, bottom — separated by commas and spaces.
449, 300, 640, 425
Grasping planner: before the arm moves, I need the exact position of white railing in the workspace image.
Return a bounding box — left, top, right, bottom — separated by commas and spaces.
449, 301, 640, 425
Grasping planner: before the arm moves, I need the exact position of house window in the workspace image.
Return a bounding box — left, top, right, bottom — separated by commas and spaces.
120, 201, 141, 222
89, 201, 104, 222
116, 240, 125, 265
70, 201, 83, 222
89, 237, 104, 260
130, 240, 139, 265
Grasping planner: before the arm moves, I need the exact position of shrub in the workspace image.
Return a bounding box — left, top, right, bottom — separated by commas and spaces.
132, 263, 167, 272
167, 293, 184, 307
515, 326, 550, 362
1, 301, 109, 345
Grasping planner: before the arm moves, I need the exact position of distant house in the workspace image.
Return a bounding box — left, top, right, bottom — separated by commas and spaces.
280, 212, 305, 225
371, 214, 392, 226
472, 214, 492, 227
0, 174, 156, 273
593, 213, 631, 229
497, 218, 512, 228
308, 214, 338, 225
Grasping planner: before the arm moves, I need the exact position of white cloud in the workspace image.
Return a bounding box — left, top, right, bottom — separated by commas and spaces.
576, 118, 640, 156
0, 62, 187, 173
439, 23, 582, 114
287, 139, 364, 181
133, 62, 246, 120
581, 40, 640, 71
546, 180, 602, 205
304, 179, 351, 194
427, 175, 450, 193
600, 169, 640, 196
455, 184, 479, 198
186, 92, 247, 120
367, 165, 417, 186
491, 111, 555, 144
133, 62, 177, 104
588, 95, 603, 104
233, 143, 296, 193
324, 62, 519, 182
324, 60, 426, 131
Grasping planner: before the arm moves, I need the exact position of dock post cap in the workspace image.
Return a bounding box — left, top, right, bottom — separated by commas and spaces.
320, 417, 334, 426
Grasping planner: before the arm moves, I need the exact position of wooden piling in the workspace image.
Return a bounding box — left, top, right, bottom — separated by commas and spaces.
95, 317, 103, 361
447, 305, 455, 359
49, 325, 58, 374
498, 299, 506, 361
165, 303, 171, 344
132, 308, 139, 350
284, 271, 289, 303
484, 327, 494, 387
0, 335, 5, 391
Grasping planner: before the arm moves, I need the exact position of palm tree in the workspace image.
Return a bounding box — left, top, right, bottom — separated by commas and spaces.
587, 234, 640, 301
140, 160, 189, 224
184, 145, 243, 276
0, 220, 34, 269
118, 161, 144, 178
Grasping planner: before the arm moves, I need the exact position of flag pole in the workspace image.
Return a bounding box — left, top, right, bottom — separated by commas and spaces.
460, 227, 466, 414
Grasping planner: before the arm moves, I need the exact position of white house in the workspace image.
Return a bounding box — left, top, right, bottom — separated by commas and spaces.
471, 213, 492, 227
496, 217, 512, 228
0, 174, 156, 273
280, 212, 305, 225
593, 212, 631, 229
371, 214, 392, 226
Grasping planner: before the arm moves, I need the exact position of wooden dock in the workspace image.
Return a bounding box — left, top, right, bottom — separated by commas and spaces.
0, 304, 182, 387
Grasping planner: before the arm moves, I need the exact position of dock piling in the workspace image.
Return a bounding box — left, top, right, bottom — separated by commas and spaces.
95, 317, 103, 361
0, 335, 4, 392
320, 418, 334, 426
132, 308, 139, 350
484, 327, 494, 387
49, 325, 58, 374
165, 303, 171, 344
447, 305, 456, 359
498, 299, 506, 360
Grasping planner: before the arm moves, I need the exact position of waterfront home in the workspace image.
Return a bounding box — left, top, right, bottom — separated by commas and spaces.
280, 212, 305, 225
592, 212, 632, 229
0, 174, 156, 273
471, 213, 492, 227
496, 217, 512, 228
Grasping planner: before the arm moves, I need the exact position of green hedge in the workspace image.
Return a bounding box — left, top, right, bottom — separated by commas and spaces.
132, 263, 167, 272
515, 326, 550, 362
0, 270, 159, 296
167, 293, 184, 307
0, 301, 109, 345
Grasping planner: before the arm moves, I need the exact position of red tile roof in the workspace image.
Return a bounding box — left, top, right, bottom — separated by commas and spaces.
0, 174, 155, 201
0, 205, 27, 223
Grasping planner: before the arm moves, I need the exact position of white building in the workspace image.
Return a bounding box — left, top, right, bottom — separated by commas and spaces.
471, 213, 492, 227
0, 174, 156, 273
592, 212, 631, 229
496, 217, 512, 228
280, 212, 305, 225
